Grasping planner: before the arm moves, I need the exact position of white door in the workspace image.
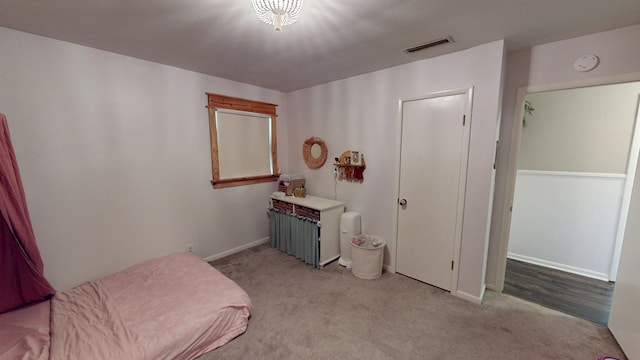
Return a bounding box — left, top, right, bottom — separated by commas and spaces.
608, 185, 640, 358
608, 100, 640, 358
396, 91, 471, 291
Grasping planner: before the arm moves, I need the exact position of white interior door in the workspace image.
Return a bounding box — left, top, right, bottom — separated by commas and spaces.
608, 100, 640, 359
396, 91, 470, 291
608, 190, 640, 358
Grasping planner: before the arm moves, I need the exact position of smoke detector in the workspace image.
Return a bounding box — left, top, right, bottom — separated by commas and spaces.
573, 55, 599, 72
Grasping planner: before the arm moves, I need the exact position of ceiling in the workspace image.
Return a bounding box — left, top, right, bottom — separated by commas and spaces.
1, 0, 639, 92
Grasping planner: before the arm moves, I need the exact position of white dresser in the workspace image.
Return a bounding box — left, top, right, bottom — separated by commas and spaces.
270, 195, 345, 267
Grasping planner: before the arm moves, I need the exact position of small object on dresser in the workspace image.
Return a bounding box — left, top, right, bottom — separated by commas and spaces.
278, 173, 305, 196
294, 187, 306, 197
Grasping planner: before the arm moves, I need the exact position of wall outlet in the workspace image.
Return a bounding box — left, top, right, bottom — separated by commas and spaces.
187, 243, 194, 253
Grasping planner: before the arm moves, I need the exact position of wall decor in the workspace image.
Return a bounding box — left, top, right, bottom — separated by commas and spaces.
334, 150, 366, 182
351, 151, 361, 165
303, 137, 328, 169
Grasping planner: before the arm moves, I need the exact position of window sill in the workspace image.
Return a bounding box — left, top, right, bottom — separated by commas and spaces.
211, 174, 279, 189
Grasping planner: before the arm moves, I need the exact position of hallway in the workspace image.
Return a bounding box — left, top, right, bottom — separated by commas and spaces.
504, 258, 614, 325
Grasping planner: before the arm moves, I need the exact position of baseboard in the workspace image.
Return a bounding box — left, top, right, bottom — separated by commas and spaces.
205, 239, 395, 274
454, 286, 484, 305
507, 252, 609, 282
204, 237, 270, 262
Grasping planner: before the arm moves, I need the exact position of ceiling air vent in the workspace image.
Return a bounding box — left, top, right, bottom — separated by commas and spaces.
404, 36, 454, 54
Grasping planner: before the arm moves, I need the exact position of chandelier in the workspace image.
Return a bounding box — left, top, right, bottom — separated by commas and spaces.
251, 0, 304, 31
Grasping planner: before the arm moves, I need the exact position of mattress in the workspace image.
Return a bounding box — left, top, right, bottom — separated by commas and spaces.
1, 252, 252, 360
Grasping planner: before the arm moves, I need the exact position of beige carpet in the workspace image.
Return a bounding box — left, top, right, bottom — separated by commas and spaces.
197, 244, 626, 360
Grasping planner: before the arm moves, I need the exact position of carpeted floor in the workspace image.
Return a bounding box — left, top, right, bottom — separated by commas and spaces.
197, 244, 626, 360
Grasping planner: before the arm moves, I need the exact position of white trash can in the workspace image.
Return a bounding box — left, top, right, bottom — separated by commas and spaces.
339, 212, 361, 268
350, 234, 385, 280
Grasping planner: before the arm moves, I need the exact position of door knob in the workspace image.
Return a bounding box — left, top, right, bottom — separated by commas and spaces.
399, 198, 407, 206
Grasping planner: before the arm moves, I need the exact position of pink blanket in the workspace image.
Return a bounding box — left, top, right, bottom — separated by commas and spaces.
97, 252, 253, 359
48, 252, 252, 360
0, 300, 50, 360
50, 282, 140, 359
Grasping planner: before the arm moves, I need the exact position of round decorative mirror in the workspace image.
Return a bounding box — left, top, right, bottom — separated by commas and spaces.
303, 137, 328, 169
311, 143, 322, 158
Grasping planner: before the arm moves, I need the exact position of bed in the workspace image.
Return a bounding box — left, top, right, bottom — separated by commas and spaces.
0, 252, 252, 360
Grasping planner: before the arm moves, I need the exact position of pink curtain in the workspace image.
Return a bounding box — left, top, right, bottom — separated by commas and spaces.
0, 113, 55, 314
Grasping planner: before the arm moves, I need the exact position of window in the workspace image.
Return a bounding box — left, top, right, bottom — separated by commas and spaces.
206, 93, 279, 188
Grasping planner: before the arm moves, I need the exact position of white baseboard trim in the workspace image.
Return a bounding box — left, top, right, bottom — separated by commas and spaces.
203, 237, 270, 262
517, 169, 626, 179
454, 287, 484, 305
507, 252, 609, 282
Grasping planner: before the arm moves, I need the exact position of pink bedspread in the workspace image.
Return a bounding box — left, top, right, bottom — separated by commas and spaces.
50, 282, 140, 359
49, 252, 252, 360
0, 300, 50, 360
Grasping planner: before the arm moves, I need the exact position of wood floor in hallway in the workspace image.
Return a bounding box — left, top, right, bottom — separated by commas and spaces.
503, 258, 615, 326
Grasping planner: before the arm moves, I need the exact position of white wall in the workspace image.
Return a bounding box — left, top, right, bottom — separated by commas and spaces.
519, 84, 640, 173
0, 26, 504, 301
508, 171, 625, 280
487, 23, 640, 288
0, 27, 289, 290
287, 40, 505, 301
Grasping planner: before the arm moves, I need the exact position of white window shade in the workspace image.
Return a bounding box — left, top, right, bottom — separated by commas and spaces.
215, 109, 273, 180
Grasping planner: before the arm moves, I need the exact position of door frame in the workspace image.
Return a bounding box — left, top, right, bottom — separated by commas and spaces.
494, 74, 640, 290
392, 87, 474, 297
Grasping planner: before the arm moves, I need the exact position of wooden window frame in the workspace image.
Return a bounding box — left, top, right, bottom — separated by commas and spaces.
206, 93, 280, 189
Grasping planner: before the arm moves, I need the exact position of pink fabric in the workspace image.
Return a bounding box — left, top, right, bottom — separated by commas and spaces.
0, 300, 50, 360
49, 252, 251, 360
50, 282, 140, 360
98, 252, 252, 360
0, 113, 55, 314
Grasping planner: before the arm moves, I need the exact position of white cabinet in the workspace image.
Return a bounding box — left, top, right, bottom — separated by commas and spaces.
270, 195, 345, 267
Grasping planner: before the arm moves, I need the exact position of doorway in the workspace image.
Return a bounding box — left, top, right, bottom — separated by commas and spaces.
503, 81, 640, 324
395, 89, 472, 292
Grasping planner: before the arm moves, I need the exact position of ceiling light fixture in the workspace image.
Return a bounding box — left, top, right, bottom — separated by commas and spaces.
252, 0, 304, 31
